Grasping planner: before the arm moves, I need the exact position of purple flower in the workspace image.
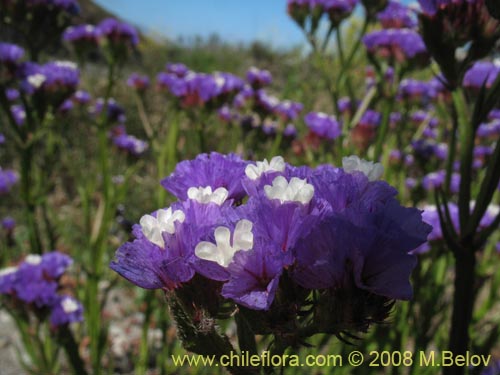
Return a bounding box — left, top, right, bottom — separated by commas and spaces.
411, 203, 459, 254
363, 29, 429, 66
0, 168, 19, 194
319, 0, 358, 26
165, 63, 189, 77
157, 72, 187, 97
284, 123, 298, 138
97, 18, 139, 47
161, 152, 249, 202
10, 105, 26, 126
111, 200, 233, 290
50, 296, 84, 326
112, 155, 430, 312
255, 89, 280, 112
398, 79, 437, 102
337, 97, 352, 114
275, 100, 303, 121
0, 133, 5, 145
112, 133, 148, 156
127, 72, 150, 91
304, 111, 342, 140
0, 43, 24, 81
463, 61, 500, 90
377, 1, 417, 28
0, 42, 25, 65
422, 170, 446, 191
246, 67, 272, 88
221, 243, 283, 310
291, 166, 430, 299
72, 89, 91, 104
21, 61, 80, 107
63, 24, 101, 44
0, 252, 72, 306
1, 217, 15, 231
91, 98, 126, 123
359, 109, 382, 127
5, 88, 20, 101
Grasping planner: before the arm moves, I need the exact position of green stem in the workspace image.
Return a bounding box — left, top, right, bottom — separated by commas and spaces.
86, 61, 117, 375
444, 103, 458, 193
136, 292, 156, 375
56, 325, 88, 375
452, 90, 473, 236
373, 96, 395, 161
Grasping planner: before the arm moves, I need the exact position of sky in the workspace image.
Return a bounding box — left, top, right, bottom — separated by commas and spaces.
94, 0, 307, 48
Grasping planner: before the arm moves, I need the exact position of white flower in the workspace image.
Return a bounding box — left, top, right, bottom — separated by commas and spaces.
27, 73, 46, 89
264, 176, 314, 205
140, 207, 185, 248
187, 186, 228, 205
245, 156, 286, 180
342, 155, 384, 181
61, 297, 79, 314
195, 219, 253, 267
25, 254, 42, 265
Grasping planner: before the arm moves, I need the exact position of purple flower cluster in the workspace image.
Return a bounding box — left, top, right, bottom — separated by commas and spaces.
412, 202, 499, 254
304, 111, 342, 139
21, 61, 80, 99
157, 67, 244, 108
126, 73, 150, 91
96, 18, 139, 47
246, 67, 272, 88
63, 18, 139, 60
377, 1, 417, 29
397, 78, 442, 103
463, 61, 500, 90
287, 0, 358, 27
111, 153, 430, 310
91, 98, 126, 124
109, 125, 148, 157
0, 168, 19, 194
63, 24, 101, 47
0, 42, 25, 65
0, 43, 25, 81
0, 252, 83, 326
363, 29, 429, 66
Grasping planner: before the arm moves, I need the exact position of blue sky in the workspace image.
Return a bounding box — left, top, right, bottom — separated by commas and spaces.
94, 0, 306, 48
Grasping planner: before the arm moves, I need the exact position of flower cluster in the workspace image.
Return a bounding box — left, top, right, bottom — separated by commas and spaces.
363, 29, 429, 67
64, 18, 139, 62
377, 1, 417, 29
157, 66, 244, 108
109, 125, 148, 156
287, 0, 358, 28
413, 202, 500, 254
304, 111, 342, 140
0, 168, 19, 194
111, 153, 430, 315
0, 252, 83, 327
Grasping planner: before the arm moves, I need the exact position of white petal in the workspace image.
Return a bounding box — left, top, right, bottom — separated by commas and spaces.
233, 219, 253, 251
269, 156, 285, 171
25, 254, 42, 265
211, 187, 229, 205
245, 164, 261, 180
195, 241, 221, 264
294, 184, 315, 204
